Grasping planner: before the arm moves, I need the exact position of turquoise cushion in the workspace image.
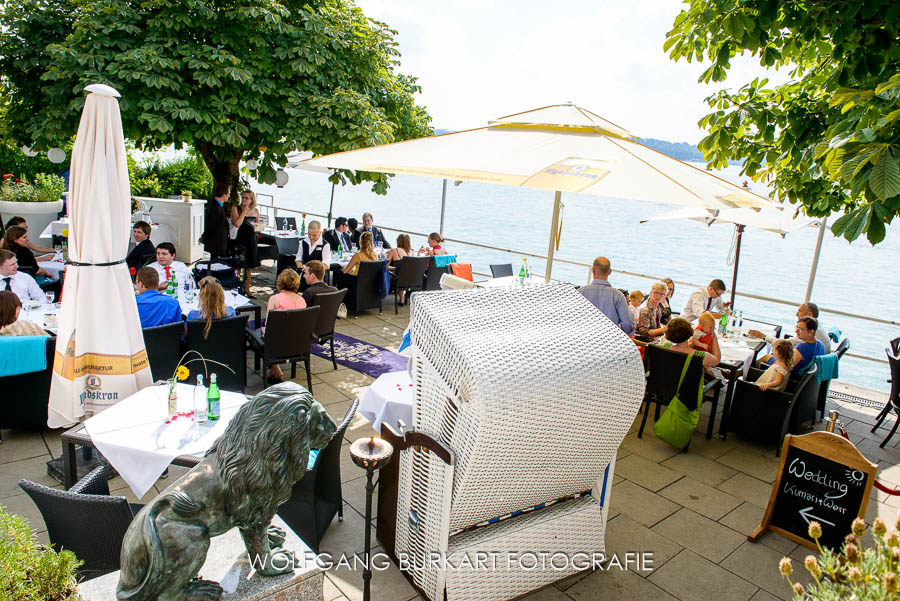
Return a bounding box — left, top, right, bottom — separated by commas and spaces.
307, 449, 320, 470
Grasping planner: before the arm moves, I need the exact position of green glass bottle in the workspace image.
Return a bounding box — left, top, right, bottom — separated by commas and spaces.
207, 373, 220, 421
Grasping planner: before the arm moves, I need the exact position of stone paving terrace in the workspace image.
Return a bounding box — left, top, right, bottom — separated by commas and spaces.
2, 290, 898, 601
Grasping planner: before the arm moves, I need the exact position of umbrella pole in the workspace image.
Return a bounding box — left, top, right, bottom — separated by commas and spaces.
805, 217, 827, 303
730, 224, 744, 309
326, 177, 336, 229
439, 179, 448, 236
545, 191, 563, 282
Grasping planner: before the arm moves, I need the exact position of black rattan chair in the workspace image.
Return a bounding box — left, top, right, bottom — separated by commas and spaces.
392, 256, 429, 314
192, 258, 243, 290
813, 338, 850, 421
0, 335, 54, 442
637, 345, 724, 447
343, 260, 386, 317
277, 398, 358, 552
891, 337, 900, 356
423, 258, 451, 291
275, 216, 297, 231
247, 306, 320, 392
186, 313, 249, 392
490, 263, 514, 278
728, 364, 820, 455
312, 289, 348, 370
19, 466, 137, 581
871, 349, 900, 445
141, 322, 183, 383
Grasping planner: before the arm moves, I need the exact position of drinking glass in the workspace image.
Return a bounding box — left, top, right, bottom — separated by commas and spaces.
45, 292, 55, 304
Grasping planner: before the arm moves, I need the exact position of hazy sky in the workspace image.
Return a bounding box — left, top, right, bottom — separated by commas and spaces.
354, 0, 785, 144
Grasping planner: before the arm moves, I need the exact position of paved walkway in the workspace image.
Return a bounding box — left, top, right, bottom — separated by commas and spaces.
2, 286, 897, 601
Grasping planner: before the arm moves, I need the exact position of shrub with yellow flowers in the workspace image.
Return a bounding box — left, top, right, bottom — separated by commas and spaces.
779, 515, 900, 599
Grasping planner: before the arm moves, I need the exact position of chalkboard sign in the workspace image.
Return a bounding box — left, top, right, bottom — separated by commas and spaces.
750, 432, 877, 550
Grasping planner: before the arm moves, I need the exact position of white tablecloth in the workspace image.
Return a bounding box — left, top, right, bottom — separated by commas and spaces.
38, 259, 66, 277
83, 383, 248, 497
475, 275, 550, 288
717, 335, 761, 378
20, 302, 61, 334
177, 289, 250, 317
358, 371, 413, 432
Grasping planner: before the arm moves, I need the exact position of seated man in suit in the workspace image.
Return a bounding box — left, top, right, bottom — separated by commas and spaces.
351, 212, 391, 249
147, 242, 194, 292
0, 249, 48, 305
301, 260, 337, 306
134, 267, 183, 328
126, 221, 156, 270
323, 217, 353, 253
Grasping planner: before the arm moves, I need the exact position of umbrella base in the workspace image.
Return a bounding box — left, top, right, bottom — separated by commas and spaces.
46, 448, 117, 486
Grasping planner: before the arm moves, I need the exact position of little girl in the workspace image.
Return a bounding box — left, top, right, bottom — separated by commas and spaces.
756, 339, 794, 392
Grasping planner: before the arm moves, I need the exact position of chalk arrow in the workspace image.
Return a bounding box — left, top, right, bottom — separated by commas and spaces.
799, 506, 836, 528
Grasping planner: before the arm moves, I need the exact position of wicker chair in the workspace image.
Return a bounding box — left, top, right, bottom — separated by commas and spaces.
891, 337, 900, 356
392, 256, 429, 314
277, 398, 358, 552
392, 284, 644, 601
637, 344, 724, 444
343, 260, 386, 317
871, 349, 900, 445
489, 264, 513, 278
247, 306, 319, 391
311, 289, 348, 370
19, 466, 137, 581
0, 336, 54, 441
423, 258, 451, 291
727, 364, 820, 455
141, 322, 183, 383
186, 313, 249, 392
814, 337, 850, 421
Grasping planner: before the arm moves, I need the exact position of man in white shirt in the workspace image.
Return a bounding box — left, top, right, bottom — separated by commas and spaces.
681, 279, 728, 322
0, 249, 49, 304
147, 242, 194, 291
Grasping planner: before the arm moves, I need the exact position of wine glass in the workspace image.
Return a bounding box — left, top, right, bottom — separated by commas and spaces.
45, 292, 55, 304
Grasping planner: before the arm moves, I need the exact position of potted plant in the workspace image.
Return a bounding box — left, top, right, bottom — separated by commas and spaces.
0, 504, 83, 600
181, 189, 192, 202
0, 173, 66, 239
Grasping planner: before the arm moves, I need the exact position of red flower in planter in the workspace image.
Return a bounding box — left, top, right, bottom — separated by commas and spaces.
2, 174, 12, 179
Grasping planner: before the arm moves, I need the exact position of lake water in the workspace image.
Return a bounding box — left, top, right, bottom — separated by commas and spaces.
253, 164, 899, 394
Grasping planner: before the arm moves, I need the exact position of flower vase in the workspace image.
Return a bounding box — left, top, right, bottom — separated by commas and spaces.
166, 378, 178, 417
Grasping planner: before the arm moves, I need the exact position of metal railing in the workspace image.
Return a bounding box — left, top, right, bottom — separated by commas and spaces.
257, 200, 892, 366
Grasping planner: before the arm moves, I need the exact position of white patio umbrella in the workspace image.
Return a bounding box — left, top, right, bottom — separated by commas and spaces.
640, 205, 819, 306
303, 104, 776, 281
48, 84, 153, 428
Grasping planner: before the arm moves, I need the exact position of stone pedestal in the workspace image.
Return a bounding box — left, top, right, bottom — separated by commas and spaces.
77, 517, 322, 601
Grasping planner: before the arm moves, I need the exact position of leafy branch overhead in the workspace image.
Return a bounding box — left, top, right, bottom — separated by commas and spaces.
0, 0, 432, 195
666, 0, 900, 244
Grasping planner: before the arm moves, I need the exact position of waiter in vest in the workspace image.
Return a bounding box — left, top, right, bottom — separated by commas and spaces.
295, 220, 332, 290
681, 278, 728, 322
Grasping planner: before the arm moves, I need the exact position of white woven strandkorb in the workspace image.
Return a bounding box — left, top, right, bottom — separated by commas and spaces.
395, 283, 645, 601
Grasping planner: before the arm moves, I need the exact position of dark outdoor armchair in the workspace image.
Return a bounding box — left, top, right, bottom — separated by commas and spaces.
637, 344, 724, 447
247, 306, 320, 392
727, 363, 820, 455
814, 337, 850, 421
0, 335, 54, 442
19, 466, 137, 581
277, 398, 359, 552
871, 349, 900, 447
344, 260, 386, 317
490, 263, 514, 278
391, 256, 429, 314
312, 289, 348, 370
186, 313, 249, 393
141, 322, 183, 383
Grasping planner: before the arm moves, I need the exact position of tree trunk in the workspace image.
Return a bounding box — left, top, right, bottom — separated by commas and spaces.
195, 143, 242, 202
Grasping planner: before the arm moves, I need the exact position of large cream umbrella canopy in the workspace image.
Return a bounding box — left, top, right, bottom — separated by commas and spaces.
304, 104, 776, 280
48, 84, 153, 428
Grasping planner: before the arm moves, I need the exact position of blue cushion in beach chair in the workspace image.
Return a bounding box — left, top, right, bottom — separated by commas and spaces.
0, 336, 49, 377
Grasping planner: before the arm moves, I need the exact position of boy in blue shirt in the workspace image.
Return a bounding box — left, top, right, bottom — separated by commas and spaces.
135, 266, 182, 328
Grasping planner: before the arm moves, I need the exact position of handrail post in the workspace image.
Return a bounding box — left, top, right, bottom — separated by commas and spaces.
730, 224, 744, 309
545, 191, 562, 282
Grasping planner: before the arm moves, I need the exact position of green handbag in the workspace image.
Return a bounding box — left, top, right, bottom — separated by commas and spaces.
653, 351, 704, 450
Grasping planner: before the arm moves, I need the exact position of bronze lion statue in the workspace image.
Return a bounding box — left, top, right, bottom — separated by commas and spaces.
116, 382, 336, 601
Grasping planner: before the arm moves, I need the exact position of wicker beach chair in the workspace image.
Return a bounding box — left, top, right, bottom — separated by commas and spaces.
391, 284, 645, 601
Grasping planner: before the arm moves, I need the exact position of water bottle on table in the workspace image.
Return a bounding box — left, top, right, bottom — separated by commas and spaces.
194, 374, 208, 423
207, 373, 220, 421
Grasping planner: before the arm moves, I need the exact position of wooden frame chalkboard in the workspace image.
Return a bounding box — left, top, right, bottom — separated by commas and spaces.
750, 432, 877, 551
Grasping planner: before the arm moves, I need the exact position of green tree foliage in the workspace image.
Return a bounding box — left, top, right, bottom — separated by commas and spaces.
0, 0, 432, 197
666, 0, 900, 244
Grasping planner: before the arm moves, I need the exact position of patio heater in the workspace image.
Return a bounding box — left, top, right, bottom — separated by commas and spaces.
349, 435, 394, 601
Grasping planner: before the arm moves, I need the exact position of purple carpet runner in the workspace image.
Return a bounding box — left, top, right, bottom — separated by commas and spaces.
312, 332, 408, 379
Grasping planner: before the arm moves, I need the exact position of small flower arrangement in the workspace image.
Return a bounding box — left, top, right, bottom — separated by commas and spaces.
165, 351, 233, 421
0, 173, 65, 203
779, 516, 900, 599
